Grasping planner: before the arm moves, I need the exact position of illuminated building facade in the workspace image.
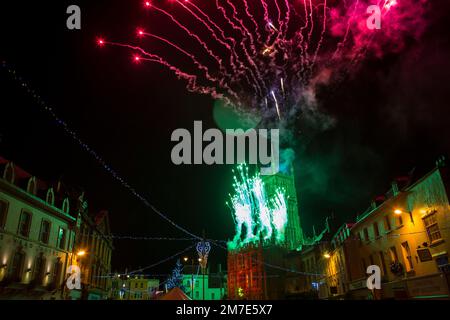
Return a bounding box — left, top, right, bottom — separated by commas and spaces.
346, 164, 450, 299
181, 264, 227, 300
108, 274, 159, 300
70, 201, 113, 300
0, 157, 76, 299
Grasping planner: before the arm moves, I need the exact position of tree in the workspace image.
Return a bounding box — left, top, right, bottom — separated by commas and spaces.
166, 259, 185, 291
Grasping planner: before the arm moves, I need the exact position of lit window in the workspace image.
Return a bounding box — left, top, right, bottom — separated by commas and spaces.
396, 215, 403, 227
373, 222, 380, 238
383, 216, 391, 232
57, 228, 66, 250
401, 241, 413, 272
423, 212, 442, 243
363, 228, 369, 242
18, 210, 32, 237
389, 246, 399, 263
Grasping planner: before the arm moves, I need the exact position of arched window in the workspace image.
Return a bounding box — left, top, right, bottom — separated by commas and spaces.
62, 198, 70, 214
27, 177, 37, 195
46, 188, 55, 206
3, 162, 15, 184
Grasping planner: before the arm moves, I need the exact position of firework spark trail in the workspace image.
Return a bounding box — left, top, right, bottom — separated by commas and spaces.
174, 1, 235, 79
332, 0, 359, 60
292, 0, 311, 80
183, 1, 259, 95
274, 0, 283, 32
306, 0, 315, 60
310, 0, 328, 73
282, 0, 291, 35
214, 0, 264, 96
105, 41, 229, 102
242, 0, 262, 44
225, 0, 258, 56
260, 0, 275, 45
271, 90, 281, 120
142, 31, 240, 101
149, 4, 224, 73
223, 0, 267, 95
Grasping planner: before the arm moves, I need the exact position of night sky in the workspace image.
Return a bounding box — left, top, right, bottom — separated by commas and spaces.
1, 0, 450, 277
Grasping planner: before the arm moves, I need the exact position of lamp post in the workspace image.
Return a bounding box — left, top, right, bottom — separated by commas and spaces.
196, 232, 211, 301
183, 256, 195, 299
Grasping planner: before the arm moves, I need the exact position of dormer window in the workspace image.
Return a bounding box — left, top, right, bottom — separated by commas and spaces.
62, 198, 70, 214
27, 177, 37, 195
46, 188, 55, 206
3, 162, 15, 184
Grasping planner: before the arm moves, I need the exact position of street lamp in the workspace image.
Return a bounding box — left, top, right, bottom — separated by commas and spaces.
183, 257, 195, 299
76, 250, 86, 257
323, 253, 331, 259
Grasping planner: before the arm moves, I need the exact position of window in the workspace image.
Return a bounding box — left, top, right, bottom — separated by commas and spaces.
0, 199, 8, 229
195, 291, 199, 299
18, 210, 32, 237
57, 228, 66, 250
396, 215, 403, 227
423, 212, 442, 243
27, 177, 36, 195
46, 189, 54, 205
384, 216, 391, 232
363, 228, 369, 242
401, 241, 414, 272
140, 282, 144, 288
3, 163, 15, 183
389, 246, 399, 263
62, 198, 70, 214
373, 222, 380, 238
379, 251, 387, 275
211, 292, 215, 300
39, 220, 51, 244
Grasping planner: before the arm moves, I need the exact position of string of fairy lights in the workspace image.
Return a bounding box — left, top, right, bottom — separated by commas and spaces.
0, 60, 202, 242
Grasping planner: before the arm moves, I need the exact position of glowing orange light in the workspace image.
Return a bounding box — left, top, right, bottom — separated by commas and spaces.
77, 250, 86, 256
394, 209, 403, 215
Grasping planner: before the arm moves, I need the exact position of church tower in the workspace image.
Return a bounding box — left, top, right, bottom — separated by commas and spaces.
261, 165, 303, 250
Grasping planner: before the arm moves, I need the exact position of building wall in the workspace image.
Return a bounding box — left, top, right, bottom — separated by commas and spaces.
108, 276, 159, 300
0, 169, 75, 299
262, 170, 303, 250
347, 168, 450, 299
182, 273, 225, 300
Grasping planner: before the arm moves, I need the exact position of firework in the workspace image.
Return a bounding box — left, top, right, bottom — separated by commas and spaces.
227, 164, 288, 250
98, 0, 427, 125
